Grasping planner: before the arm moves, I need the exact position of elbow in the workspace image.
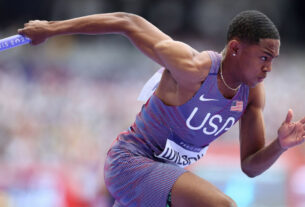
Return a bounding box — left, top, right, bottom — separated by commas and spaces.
242, 168, 258, 178
241, 163, 261, 178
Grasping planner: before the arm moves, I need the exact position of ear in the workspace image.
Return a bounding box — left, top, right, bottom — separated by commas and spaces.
227, 39, 242, 57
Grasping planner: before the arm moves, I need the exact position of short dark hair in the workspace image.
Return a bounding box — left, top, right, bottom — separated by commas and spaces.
227, 10, 280, 44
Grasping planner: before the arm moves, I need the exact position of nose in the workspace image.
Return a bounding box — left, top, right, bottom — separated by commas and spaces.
262, 63, 272, 73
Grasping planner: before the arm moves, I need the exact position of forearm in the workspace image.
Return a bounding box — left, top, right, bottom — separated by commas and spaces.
241, 137, 286, 177
240, 85, 305, 178
56, 13, 171, 65
20, 12, 171, 65
46, 12, 133, 37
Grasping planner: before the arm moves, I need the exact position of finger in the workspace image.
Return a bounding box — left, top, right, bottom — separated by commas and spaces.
296, 123, 303, 132
294, 124, 304, 144
300, 135, 305, 143
298, 135, 305, 145
285, 109, 293, 124
300, 116, 305, 124
30, 40, 37, 45
30, 40, 41, 46
17, 29, 24, 35
296, 123, 304, 137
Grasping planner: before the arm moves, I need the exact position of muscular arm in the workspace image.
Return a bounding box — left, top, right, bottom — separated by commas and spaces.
239, 83, 305, 177
19, 12, 210, 87
19, 12, 171, 66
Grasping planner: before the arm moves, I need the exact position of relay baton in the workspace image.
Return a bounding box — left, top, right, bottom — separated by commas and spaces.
0, 34, 31, 52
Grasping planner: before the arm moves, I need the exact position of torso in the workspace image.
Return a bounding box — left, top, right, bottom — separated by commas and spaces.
155, 51, 239, 106
117, 51, 250, 168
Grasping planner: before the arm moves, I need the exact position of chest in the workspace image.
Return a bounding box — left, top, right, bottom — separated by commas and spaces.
154, 70, 202, 106
183, 99, 244, 137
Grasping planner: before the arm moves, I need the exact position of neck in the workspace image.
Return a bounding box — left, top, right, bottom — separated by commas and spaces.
219, 58, 242, 91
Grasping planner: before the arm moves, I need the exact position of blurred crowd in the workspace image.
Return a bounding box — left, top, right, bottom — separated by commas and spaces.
0, 36, 150, 206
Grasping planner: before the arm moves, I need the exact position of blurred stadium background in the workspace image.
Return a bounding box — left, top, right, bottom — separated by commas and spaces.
0, 0, 304, 207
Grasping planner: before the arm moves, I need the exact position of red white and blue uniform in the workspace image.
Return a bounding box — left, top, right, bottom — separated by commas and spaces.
104, 51, 249, 207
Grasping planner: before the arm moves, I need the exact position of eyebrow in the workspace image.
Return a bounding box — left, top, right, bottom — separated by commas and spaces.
263, 51, 278, 58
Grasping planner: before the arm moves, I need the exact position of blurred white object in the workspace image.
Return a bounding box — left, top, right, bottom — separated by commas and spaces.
137, 68, 164, 102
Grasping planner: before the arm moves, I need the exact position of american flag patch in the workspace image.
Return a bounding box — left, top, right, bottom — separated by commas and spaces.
230, 100, 243, 112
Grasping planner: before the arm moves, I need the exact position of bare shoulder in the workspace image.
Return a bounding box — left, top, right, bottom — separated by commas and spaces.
184, 49, 212, 84
154, 39, 213, 86
155, 50, 214, 106
247, 83, 266, 109
193, 50, 212, 77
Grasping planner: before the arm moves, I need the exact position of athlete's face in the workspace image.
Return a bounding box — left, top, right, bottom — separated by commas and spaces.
238, 38, 280, 87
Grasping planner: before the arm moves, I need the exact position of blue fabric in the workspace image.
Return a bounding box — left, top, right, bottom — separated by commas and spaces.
104, 50, 249, 206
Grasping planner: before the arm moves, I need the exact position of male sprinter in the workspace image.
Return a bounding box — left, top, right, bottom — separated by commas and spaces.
19, 10, 305, 207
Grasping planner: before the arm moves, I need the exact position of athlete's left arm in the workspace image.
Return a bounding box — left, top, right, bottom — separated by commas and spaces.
239, 83, 305, 177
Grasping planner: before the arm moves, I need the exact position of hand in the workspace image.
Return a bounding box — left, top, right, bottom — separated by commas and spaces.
18, 20, 52, 45
277, 109, 305, 150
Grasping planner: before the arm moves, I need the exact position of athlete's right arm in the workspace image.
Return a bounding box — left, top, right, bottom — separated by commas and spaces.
18, 12, 210, 86
18, 12, 170, 65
